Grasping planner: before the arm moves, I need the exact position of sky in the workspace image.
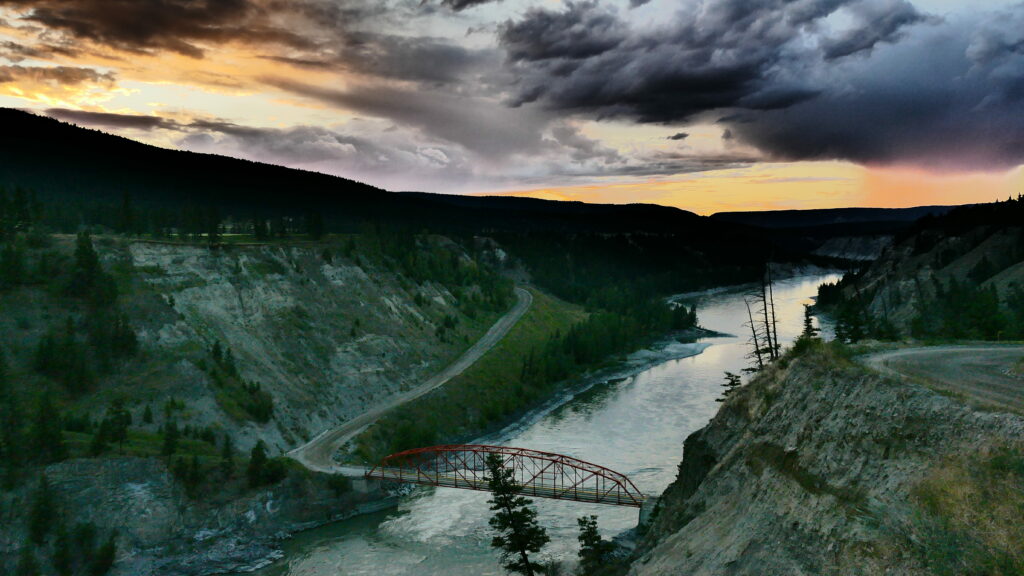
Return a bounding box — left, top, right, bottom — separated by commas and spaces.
1, 0, 1023, 214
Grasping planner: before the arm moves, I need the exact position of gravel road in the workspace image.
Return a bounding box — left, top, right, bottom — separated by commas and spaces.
288, 287, 533, 474
861, 345, 1024, 413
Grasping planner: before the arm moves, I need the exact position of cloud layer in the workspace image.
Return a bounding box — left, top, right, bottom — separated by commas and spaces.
496, 0, 1024, 170
2, 0, 1024, 195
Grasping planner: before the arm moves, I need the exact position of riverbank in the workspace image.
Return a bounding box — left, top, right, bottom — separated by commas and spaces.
243, 274, 841, 575
632, 340, 1024, 574
476, 327, 717, 445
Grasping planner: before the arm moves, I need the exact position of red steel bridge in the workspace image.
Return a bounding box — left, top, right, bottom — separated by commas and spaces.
364, 444, 646, 508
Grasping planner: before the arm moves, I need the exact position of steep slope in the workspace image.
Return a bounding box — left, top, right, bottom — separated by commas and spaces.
818, 198, 1024, 340
0, 234, 512, 455
633, 342, 1024, 575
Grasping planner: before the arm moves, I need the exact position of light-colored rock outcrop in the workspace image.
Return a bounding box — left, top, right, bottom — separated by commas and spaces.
633, 344, 1024, 575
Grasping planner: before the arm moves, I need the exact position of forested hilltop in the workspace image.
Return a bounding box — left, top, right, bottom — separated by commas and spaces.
817, 196, 1024, 341
0, 109, 824, 575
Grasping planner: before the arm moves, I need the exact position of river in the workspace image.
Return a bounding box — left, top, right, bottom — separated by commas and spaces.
252, 272, 841, 575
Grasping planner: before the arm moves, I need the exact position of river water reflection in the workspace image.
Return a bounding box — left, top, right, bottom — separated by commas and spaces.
253, 273, 841, 575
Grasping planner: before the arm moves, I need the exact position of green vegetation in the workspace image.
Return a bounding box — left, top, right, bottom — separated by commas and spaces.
354, 290, 585, 459
521, 303, 696, 388
911, 445, 1024, 575
203, 341, 274, 423
246, 440, 288, 489
819, 195, 1024, 343
356, 281, 699, 459
18, 473, 118, 576
485, 453, 549, 576
820, 274, 1024, 342
577, 515, 620, 575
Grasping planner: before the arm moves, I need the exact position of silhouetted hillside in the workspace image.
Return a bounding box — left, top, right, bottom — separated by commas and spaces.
712, 206, 961, 230
0, 108, 799, 299
0, 108, 726, 237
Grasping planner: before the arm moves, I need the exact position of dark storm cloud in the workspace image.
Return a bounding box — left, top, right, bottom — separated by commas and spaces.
500, 2, 627, 63
44, 107, 175, 130
439, 0, 495, 11
3, 0, 491, 88
0, 63, 113, 84
820, 0, 931, 60
498, 0, 928, 122
0, 39, 77, 62
497, 0, 1024, 169
729, 7, 1024, 170
0, 0, 318, 58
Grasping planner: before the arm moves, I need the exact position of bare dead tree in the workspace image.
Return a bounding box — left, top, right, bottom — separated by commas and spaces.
744, 298, 765, 371
744, 262, 781, 370
759, 273, 775, 360
766, 262, 779, 360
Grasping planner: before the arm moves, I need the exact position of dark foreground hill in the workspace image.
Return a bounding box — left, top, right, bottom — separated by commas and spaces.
0, 108, 730, 236
0, 107, 839, 301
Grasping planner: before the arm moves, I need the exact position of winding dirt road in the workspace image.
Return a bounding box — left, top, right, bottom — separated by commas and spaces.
862, 345, 1024, 413
288, 287, 533, 474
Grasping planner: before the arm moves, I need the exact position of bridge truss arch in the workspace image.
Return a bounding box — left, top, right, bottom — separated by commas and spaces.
365, 444, 646, 507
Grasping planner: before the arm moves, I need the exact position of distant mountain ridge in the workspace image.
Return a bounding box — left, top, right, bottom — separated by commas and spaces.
712, 206, 962, 230
0, 108, 716, 236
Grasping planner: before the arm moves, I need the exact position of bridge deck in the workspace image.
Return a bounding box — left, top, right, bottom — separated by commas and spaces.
368, 467, 646, 507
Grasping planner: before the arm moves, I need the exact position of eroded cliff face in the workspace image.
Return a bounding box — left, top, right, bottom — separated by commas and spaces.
0, 457, 385, 575
632, 343, 1024, 575
118, 241, 499, 454
0, 237, 509, 575
839, 227, 1024, 334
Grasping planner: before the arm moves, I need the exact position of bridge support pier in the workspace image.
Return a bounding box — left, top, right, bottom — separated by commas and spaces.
351, 476, 382, 494
638, 496, 660, 528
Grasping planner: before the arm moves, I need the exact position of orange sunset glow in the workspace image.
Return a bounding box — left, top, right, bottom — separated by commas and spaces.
491, 163, 1024, 215
2, 0, 1023, 211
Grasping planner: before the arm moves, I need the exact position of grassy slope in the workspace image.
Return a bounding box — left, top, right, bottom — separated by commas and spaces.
912, 445, 1024, 574
353, 288, 586, 460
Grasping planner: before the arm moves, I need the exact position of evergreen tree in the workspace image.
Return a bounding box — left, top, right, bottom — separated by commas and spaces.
0, 347, 26, 487
485, 453, 549, 576
717, 372, 743, 402
89, 532, 116, 576
161, 420, 179, 457
220, 434, 235, 478
88, 423, 108, 456
142, 404, 153, 425
52, 521, 72, 576
247, 440, 268, 488
0, 242, 25, 289
117, 191, 136, 236
800, 304, 820, 340
29, 393, 66, 464
15, 545, 39, 576
305, 210, 325, 241
252, 218, 269, 241
105, 399, 131, 454
73, 522, 97, 568
28, 474, 56, 545
577, 515, 615, 575
68, 232, 101, 297
205, 205, 221, 245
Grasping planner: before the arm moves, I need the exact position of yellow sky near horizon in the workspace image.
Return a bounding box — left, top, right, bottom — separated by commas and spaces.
485, 162, 1024, 215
